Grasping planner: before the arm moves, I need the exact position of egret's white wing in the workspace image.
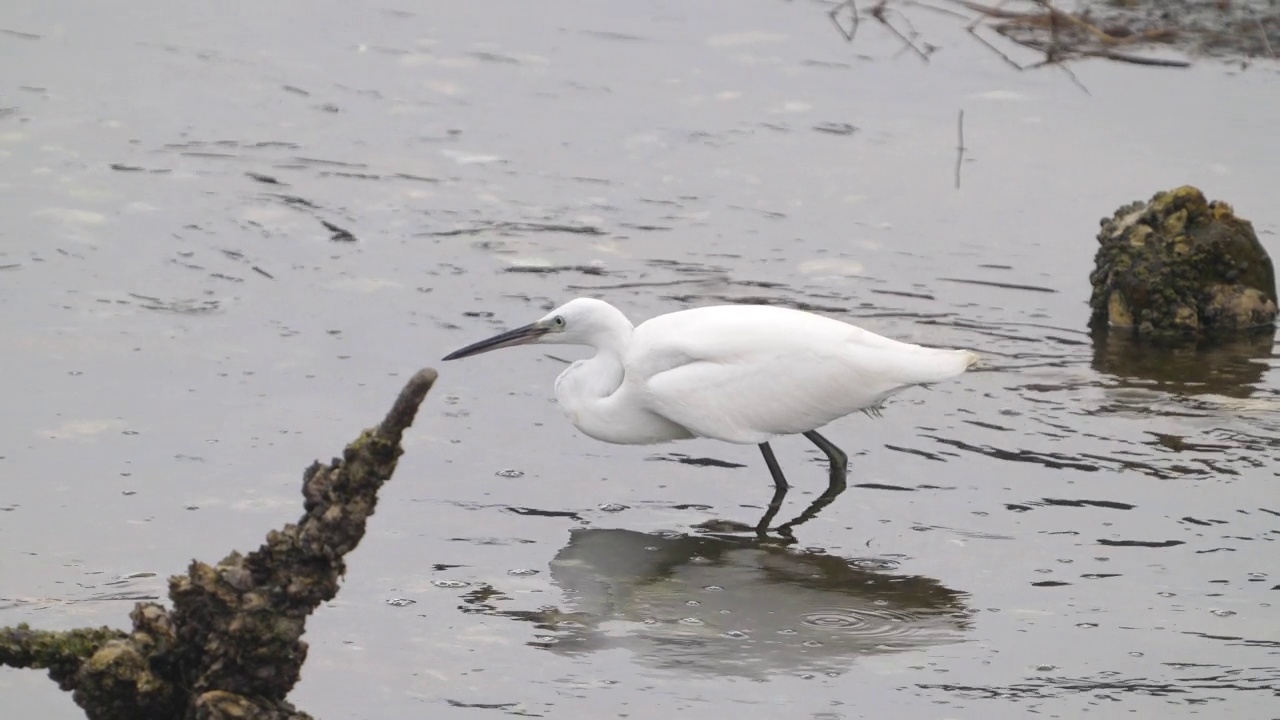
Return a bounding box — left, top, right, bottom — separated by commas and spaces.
627, 305, 975, 444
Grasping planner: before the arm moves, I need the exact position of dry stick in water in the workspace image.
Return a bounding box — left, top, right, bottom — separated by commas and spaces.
1258, 17, 1276, 58
0, 368, 440, 720
954, 109, 966, 190
830, 0, 931, 60
825, 0, 1196, 70
1079, 49, 1190, 68
874, 0, 933, 62
949, 0, 1190, 69
828, 0, 860, 42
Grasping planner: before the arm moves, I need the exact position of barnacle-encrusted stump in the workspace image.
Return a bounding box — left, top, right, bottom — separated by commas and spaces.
1089, 185, 1277, 340
0, 368, 439, 720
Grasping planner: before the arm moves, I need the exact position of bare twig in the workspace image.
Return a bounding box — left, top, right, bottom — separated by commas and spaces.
1054, 57, 1091, 95
818, 0, 1264, 71
968, 22, 1027, 69
1042, 0, 1123, 46
1043, 0, 1062, 61
954, 109, 966, 190
1080, 50, 1191, 68
829, 0, 860, 42
954, 0, 1032, 21
875, 0, 934, 62
1257, 17, 1276, 58
902, 0, 970, 21
829, 0, 933, 61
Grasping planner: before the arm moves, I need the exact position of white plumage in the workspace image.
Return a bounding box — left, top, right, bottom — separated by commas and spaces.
620, 303, 975, 444
443, 297, 978, 529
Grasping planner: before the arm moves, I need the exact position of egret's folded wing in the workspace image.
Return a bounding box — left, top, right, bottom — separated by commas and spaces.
638, 349, 906, 444
626, 305, 974, 444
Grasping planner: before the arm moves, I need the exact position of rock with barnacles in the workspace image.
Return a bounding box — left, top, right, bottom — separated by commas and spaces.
1089, 185, 1277, 339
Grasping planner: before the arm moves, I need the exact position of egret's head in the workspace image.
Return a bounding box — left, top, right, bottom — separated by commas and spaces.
442, 297, 629, 361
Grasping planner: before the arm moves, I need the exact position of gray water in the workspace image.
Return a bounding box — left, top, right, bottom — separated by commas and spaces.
2, 1, 1278, 718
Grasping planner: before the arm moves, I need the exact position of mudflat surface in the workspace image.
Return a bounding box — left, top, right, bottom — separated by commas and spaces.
1, 1, 1277, 718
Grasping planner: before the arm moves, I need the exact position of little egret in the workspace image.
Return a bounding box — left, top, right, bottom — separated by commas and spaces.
443, 298, 978, 533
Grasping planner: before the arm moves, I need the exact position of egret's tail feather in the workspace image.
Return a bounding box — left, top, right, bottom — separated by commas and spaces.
895, 347, 979, 385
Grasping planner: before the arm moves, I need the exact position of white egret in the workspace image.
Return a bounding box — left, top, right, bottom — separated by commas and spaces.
443, 298, 978, 532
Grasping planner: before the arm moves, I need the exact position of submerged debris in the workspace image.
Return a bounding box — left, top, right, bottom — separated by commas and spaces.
246, 171, 285, 185
321, 219, 358, 242
0, 369, 439, 720
425, 221, 606, 237
1089, 186, 1277, 340
824, 0, 1280, 67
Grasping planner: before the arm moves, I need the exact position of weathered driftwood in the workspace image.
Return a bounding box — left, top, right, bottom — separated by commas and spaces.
0, 368, 439, 720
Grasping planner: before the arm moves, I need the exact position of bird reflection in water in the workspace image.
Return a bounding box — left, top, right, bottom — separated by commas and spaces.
459, 528, 972, 678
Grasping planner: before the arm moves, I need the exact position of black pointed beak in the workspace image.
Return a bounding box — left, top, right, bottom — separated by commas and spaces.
442, 322, 549, 361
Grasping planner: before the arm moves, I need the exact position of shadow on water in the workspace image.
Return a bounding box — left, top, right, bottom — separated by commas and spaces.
459, 528, 971, 679
1091, 326, 1278, 398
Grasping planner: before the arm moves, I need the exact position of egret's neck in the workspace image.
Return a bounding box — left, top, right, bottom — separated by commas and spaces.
553, 318, 651, 442
556, 325, 630, 405
553, 320, 692, 445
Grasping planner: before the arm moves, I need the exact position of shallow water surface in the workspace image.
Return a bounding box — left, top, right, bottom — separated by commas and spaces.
2, 1, 1278, 718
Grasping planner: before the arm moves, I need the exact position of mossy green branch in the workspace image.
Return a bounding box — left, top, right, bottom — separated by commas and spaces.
0, 624, 127, 690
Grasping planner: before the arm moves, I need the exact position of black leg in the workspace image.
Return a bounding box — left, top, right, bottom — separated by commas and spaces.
758, 442, 788, 490
755, 442, 789, 535
776, 431, 851, 538
803, 430, 847, 482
